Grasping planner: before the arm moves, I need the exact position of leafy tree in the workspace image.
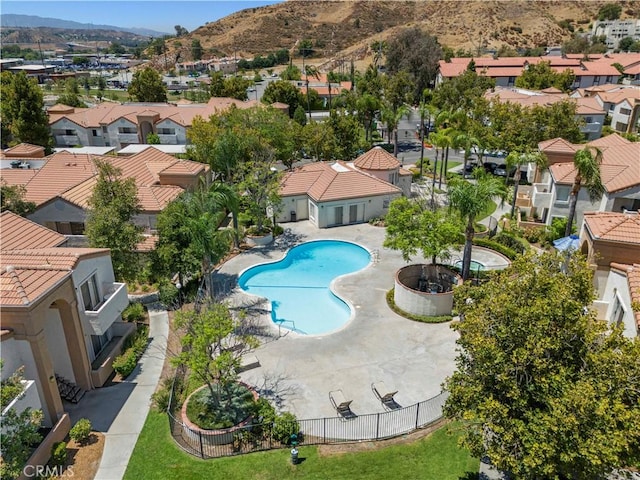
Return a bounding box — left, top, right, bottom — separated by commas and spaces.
0, 407, 43, 479
380, 102, 410, 156
220, 75, 252, 100
174, 25, 189, 37
326, 110, 364, 160
618, 36, 640, 52
146, 133, 160, 144
279, 64, 301, 81
598, 3, 622, 20
57, 78, 87, 108
85, 161, 142, 282
172, 304, 258, 409
356, 92, 381, 142
191, 39, 203, 61
128, 66, 167, 102
0, 181, 36, 216
432, 70, 495, 112
262, 80, 304, 117
0, 71, 52, 150
445, 250, 640, 479
302, 120, 336, 161
384, 197, 461, 264
447, 172, 507, 281
565, 147, 605, 236
298, 39, 314, 57
385, 27, 443, 103
293, 104, 307, 126
515, 61, 575, 92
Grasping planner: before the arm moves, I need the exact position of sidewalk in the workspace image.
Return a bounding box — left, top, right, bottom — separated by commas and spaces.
66, 305, 169, 480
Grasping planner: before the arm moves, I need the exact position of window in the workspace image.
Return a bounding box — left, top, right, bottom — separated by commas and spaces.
383, 199, 390, 208
70, 222, 84, 235
309, 202, 317, 221
90, 330, 111, 357
606, 76, 612, 83
610, 294, 625, 327
585, 117, 593, 124
157, 127, 175, 135
555, 185, 570, 203
620, 107, 631, 115
388, 171, 398, 184
92, 129, 98, 137
609, 104, 614, 111
80, 273, 101, 311
118, 127, 137, 134
65, 129, 76, 136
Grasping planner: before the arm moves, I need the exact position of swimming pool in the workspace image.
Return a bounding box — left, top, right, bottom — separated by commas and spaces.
454, 260, 485, 272
238, 240, 371, 335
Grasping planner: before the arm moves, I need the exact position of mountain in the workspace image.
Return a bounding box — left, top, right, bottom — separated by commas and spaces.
169, 0, 638, 65
0, 14, 169, 37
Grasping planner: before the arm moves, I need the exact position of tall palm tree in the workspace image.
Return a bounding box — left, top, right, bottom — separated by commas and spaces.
304, 65, 320, 118
454, 131, 480, 179
505, 150, 547, 219
428, 130, 449, 209
448, 172, 507, 281
418, 100, 438, 177
381, 102, 410, 157
564, 146, 605, 237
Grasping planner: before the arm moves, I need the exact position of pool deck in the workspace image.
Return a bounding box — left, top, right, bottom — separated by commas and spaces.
215, 221, 491, 420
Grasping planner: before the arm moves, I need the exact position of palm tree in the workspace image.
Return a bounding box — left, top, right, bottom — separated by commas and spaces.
448, 172, 507, 281
428, 130, 449, 209
381, 102, 410, 157
505, 150, 547, 219
417, 100, 438, 177
304, 65, 320, 119
454, 131, 480, 179
564, 147, 605, 237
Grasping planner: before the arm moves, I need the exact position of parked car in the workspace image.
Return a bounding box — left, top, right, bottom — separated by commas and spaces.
494, 164, 516, 177
483, 162, 498, 174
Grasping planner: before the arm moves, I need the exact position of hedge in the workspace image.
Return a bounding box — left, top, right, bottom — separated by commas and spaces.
113, 326, 149, 378
386, 289, 453, 324
472, 238, 519, 260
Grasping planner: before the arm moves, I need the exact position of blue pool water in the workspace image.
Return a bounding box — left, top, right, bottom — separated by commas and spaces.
238, 240, 371, 335
455, 260, 485, 271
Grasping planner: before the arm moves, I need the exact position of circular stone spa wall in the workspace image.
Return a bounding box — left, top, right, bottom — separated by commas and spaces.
394, 264, 461, 317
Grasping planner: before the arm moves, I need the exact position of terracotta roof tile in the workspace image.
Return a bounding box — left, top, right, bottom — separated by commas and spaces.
587, 133, 631, 148
353, 147, 400, 170
0, 168, 38, 186
136, 235, 158, 252
584, 212, 640, 245
539, 137, 579, 154
280, 162, 401, 202
0, 211, 66, 250
3, 143, 46, 158
0, 266, 70, 306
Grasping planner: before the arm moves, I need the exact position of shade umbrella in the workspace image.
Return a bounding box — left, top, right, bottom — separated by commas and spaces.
553, 234, 580, 252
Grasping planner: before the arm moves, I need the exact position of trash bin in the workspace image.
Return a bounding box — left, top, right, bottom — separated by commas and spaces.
291, 210, 297, 222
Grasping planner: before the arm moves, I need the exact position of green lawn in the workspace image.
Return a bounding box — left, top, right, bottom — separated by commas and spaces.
124, 412, 479, 480
477, 199, 498, 221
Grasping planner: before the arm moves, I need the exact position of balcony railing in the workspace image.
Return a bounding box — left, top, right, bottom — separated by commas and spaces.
117, 133, 139, 144
531, 183, 552, 209
55, 135, 80, 146
1, 380, 41, 421
84, 282, 128, 335
581, 122, 602, 133
515, 186, 532, 208
157, 134, 178, 144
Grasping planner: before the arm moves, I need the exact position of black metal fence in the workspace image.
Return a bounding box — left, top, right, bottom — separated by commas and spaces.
167, 367, 449, 459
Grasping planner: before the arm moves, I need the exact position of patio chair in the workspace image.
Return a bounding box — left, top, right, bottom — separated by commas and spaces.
329, 389, 354, 418
371, 381, 399, 410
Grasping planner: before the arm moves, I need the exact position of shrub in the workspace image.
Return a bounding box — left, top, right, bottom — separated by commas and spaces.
122, 302, 145, 323
492, 232, 527, 254
272, 411, 299, 444
51, 441, 67, 467
544, 217, 574, 244
152, 376, 184, 412
158, 280, 179, 309
1, 366, 25, 411
69, 418, 91, 445
113, 327, 148, 378
472, 238, 519, 260
523, 227, 544, 244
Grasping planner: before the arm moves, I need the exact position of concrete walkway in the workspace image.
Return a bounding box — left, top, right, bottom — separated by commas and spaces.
65, 306, 169, 480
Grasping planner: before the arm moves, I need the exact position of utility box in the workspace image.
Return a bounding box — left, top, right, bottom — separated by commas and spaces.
291, 210, 297, 222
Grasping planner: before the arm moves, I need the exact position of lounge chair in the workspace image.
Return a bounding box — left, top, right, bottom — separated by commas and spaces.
329, 389, 354, 417
371, 381, 399, 410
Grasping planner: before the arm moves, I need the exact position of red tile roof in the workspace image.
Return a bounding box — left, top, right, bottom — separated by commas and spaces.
0, 211, 66, 250
584, 211, 640, 245
280, 162, 401, 202
353, 147, 400, 170
3, 143, 46, 158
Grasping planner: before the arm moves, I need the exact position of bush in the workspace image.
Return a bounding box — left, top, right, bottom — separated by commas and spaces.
492, 232, 527, 254
272, 411, 299, 445
69, 418, 91, 444
122, 302, 145, 323
1, 366, 25, 411
523, 227, 544, 244
51, 441, 67, 467
472, 238, 519, 260
113, 327, 148, 378
152, 376, 184, 412
544, 217, 574, 244
158, 280, 179, 309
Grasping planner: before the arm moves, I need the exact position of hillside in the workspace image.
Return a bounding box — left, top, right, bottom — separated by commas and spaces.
174, 0, 637, 67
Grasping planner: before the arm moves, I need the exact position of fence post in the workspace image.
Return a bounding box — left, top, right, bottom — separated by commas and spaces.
323, 417, 326, 444
415, 402, 420, 429
375, 412, 380, 440
199, 430, 205, 458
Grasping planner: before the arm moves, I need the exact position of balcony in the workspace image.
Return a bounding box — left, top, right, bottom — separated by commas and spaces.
84, 282, 128, 335
531, 183, 552, 209
515, 185, 532, 208
55, 135, 80, 146
581, 122, 602, 133
157, 133, 178, 144
1, 380, 41, 420
117, 133, 139, 144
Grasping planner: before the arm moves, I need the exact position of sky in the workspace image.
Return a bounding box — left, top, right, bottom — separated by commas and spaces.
1, 1, 282, 34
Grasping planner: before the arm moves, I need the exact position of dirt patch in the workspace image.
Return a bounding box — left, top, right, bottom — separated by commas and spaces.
56, 432, 105, 480
316, 419, 447, 457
